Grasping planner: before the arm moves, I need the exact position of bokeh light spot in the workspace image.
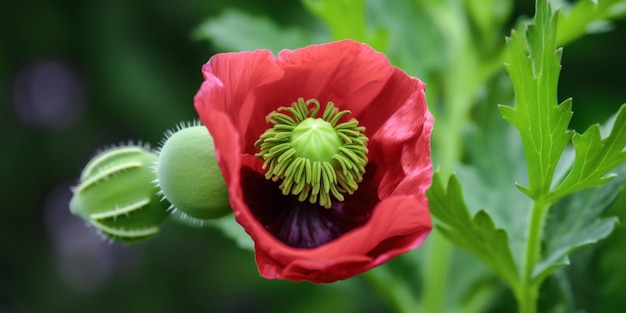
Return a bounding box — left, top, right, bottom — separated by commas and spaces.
12, 60, 86, 131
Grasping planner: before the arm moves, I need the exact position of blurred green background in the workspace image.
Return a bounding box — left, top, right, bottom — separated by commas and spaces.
1, 0, 625, 312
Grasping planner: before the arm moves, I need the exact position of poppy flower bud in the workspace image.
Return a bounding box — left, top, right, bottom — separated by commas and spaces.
70, 145, 169, 243
156, 123, 231, 224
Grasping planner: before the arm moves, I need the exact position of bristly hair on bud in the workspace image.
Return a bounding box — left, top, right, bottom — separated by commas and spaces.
155, 120, 232, 225
255, 98, 369, 208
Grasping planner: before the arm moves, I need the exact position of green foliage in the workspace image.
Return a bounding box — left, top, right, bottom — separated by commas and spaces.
557, 0, 626, 45
426, 173, 519, 288
503, 0, 626, 212
194, 10, 313, 54
500, 1, 625, 311
599, 185, 626, 311
534, 163, 625, 283
499, 0, 573, 199
429, 1, 626, 312
303, 0, 388, 51
464, 0, 514, 49
549, 104, 626, 200
447, 75, 527, 312
498, 0, 626, 294
457, 74, 529, 258
365, 0, 448, 81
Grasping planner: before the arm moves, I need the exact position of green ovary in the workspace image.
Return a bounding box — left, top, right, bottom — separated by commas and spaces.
290, 118, 341, 163
255, 98, 368, 209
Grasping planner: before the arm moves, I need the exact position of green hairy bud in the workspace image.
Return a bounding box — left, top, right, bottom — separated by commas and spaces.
70, 144, 169, 243
156, 122, 231, 226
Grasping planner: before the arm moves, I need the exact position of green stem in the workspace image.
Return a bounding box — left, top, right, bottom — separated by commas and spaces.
362, 266, 420, 313
423, 232, 453, 313
516, 198, 551, 313
423, 74, 474, 313
422, 16, 481, 313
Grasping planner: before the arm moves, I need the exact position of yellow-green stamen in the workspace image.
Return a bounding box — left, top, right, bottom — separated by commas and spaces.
254, 98, 368, 208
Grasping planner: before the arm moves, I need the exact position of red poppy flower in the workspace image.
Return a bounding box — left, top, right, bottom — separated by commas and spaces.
194, 39, 433, 283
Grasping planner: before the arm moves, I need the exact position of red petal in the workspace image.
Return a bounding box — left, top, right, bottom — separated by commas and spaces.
195, 49, 284, 156
363, 71, 433, 199
253, 196, 431, 282
252, 40, 395, 122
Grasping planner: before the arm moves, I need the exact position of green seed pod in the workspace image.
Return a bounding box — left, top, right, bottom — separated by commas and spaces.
156, 123, 231, 225
70, 144, 169, 243
255, 98, 368, 208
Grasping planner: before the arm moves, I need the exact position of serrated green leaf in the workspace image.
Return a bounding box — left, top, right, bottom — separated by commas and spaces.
426, 172, 519, 288
193, 10, 313, 54
457, 73, 531, 264
532, 163, 625, 283
549, 104, 626, 200
500, 0, 573, 199
429, 75, 528, 310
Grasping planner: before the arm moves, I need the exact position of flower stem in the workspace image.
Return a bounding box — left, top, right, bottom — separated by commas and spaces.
362, 266, 420, 313
423, 45, 476, 313
423, 232, 452, 313
516, 198, 550, 313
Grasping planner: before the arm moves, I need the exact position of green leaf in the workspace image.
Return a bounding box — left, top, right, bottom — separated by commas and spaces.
457, 73, 531, 264
367, 0, 445, 79
532, 163, 625, 283
426, 75, 525, 310
446, 250, 501, 312
426, 172, 519, 288
599, 183, 626, 311
193, 10, 313, 54
499, 0, 573, 199
464, 0, 514, 45
303, 0, 388, 52
549, 104, 626, 200
557, 0, 626, 45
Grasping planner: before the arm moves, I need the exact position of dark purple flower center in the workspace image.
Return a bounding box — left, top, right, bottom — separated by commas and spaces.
241, 164, 378, 248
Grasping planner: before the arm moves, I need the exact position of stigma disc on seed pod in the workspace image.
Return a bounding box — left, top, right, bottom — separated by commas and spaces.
69, 143, 170, 243
156, 122, 231, 226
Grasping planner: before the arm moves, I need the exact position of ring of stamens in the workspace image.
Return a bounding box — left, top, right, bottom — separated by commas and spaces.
254, 98, 368, 208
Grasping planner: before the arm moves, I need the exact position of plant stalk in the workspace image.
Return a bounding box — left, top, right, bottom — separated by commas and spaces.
516, 198, 550, 313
